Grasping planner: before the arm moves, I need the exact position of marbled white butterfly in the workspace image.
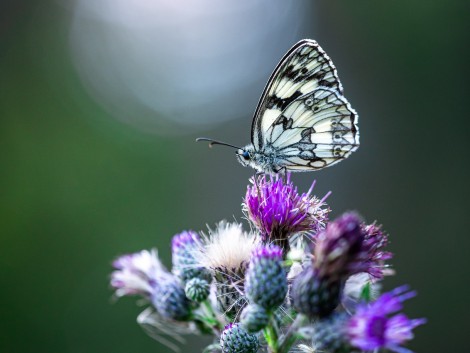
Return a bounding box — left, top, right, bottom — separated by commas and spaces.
197, 39, 359, 174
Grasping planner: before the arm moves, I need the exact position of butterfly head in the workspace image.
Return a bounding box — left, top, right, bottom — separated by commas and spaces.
236, 145, 256, 168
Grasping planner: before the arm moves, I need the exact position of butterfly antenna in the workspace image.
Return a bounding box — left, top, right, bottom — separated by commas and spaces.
196, 137, 242, 150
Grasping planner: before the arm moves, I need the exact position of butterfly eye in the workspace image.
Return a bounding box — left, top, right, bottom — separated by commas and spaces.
242, 151, 250, 160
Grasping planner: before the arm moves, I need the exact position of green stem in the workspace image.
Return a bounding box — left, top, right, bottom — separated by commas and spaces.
263, 315, 280, 353
202, 299, 223, 330
278, 314, 308, 353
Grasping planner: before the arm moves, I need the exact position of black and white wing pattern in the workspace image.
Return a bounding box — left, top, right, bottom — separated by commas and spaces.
267, 87, 358, 170
251, 39, 359, 172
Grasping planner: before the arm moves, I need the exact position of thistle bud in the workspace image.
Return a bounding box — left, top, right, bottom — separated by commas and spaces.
220, 323, 259, 353
291, 267, 341, 318
172, 230, 211, 283
151, 274, 191, 321
245, 245, 287, 311
312, 313, 350, 353
240, 304, 269, 333
185, 277, 210, 303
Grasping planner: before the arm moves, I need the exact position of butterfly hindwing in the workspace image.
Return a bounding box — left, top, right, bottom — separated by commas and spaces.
266, 87, 359, 171
252, 40, 343, 150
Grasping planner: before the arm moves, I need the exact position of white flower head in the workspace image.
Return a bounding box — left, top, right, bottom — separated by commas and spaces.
198, 221, 258, 271
196, 221, 258, 320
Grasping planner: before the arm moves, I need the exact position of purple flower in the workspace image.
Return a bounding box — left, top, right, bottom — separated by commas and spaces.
292, 213, 393, 318
359, 222, 393, 279
243, 173, 329, 252
314, 212, 392, 281
347, 286, 426, 353
313, 212, 364, 281
111, 249, 165, 298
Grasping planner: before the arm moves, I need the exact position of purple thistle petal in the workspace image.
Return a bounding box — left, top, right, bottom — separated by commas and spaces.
347, 286, 425, 352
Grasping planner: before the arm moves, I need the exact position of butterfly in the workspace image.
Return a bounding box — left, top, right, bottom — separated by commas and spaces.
197, 39, 359, 174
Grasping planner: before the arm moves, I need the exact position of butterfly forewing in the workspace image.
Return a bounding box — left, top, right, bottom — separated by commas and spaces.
265, 87, 358, 171
252, 40, 343, 150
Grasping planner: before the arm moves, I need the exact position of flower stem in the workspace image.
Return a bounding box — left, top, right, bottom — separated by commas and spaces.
193, 300, 223, 335
202, 299, 223, 330
278, 314, 308, 353
263, 315, 280, 353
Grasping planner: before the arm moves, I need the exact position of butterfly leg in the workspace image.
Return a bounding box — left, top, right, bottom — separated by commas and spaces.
273, 167, 287, 183
253, 172, 263, 198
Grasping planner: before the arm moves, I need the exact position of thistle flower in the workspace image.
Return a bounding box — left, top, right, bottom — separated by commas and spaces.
220, 323, 259, 353
245, 245, 287, 311
172, 230, 212, 283
313, 212, 365, 281
196, 222, 258, 320
347, 286, 426, 353
240, 304, 269, 333
243, 173, 329, 253
111, 249, 165, 298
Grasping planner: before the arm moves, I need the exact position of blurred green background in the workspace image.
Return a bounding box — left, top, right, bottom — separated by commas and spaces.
1, 1, 468, 352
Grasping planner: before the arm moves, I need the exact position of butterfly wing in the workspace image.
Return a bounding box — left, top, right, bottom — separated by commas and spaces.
251, 39, 343, 150
265, 87, 359, 171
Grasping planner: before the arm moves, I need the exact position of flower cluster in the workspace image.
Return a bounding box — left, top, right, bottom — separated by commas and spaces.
110, 174, 425, 353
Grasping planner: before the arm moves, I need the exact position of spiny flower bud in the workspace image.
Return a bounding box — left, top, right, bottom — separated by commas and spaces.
240, 304, 269, 333
312, 313, 350, 353
172, 230, 212, 283
185, 277, 210, 303
151, 274, 191, 321
220, 323, 259, 353
245, 245, 287, 311
291, 267, 341, 318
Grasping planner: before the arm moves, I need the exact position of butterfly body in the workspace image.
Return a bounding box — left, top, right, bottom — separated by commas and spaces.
237, 144, 284, 174
198, 39, 359, 174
